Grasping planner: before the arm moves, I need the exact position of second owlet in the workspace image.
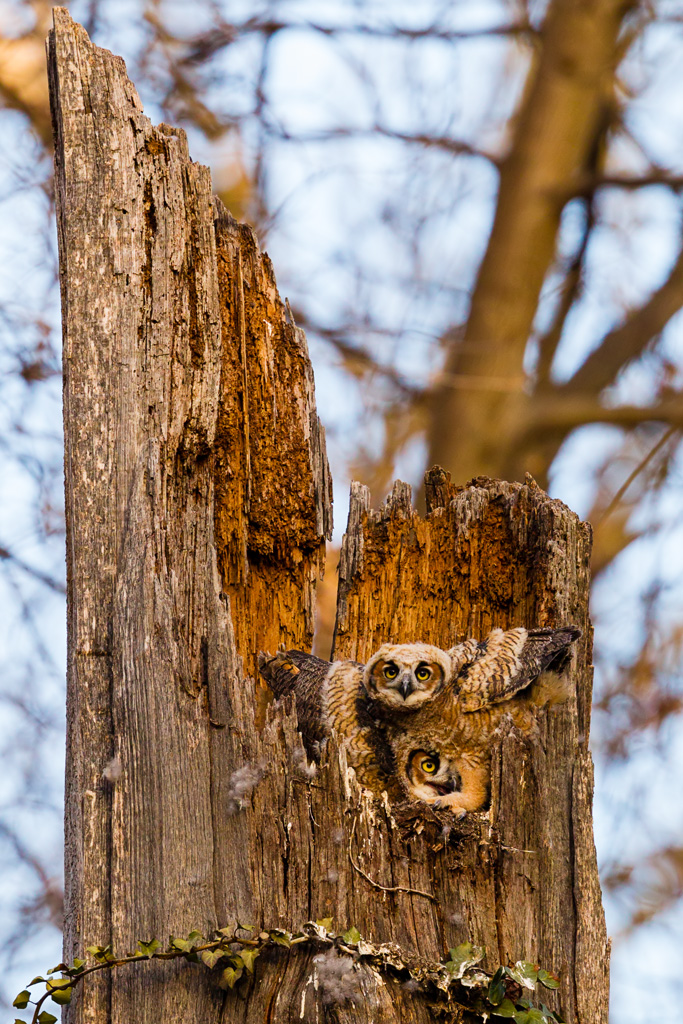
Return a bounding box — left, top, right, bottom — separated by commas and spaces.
259, 625, 580, 814
370, 626, 580, 814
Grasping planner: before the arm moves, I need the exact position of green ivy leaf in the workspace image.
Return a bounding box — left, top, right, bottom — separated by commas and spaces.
492, 998, 518, 1017
37, 1013, 58, 1024
540, 1007, 565, 1023
445, 942, 486, 979
269, 929, 292, 947
239, 949, 260, 974
169, 937, 191, 952
47, 963, 67, 975
49, 985, 73, 1006
12, 991, 30, 1009
538, 969, 560, 990
28, 976, 46, 986
200, 949, 225, 969
342, 926, 361, 944
47, 976, 74, 1004
524, 1011, 547, 1023
488, 966, 507, 1005
136, 939, 160, 958
236, 922, 255, 932
219, 966, 243, 990
70, 958, 86, 973
513, 1013, 530, 1024
510, 961, 539, 989
86, 944, 114, 963
315, 917, 333, 932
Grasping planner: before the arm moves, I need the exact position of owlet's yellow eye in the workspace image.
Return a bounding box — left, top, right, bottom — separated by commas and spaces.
415, 664, 431, 682
420, 758, 437, 774
383, 663, 399, 680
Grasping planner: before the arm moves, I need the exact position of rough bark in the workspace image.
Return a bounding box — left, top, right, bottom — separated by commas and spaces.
333, 469, 608, 1023
50, 8, 332, 1021
51, 8, 607, 1024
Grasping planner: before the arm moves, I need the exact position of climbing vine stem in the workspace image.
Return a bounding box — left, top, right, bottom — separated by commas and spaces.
12, 920, 563, 1024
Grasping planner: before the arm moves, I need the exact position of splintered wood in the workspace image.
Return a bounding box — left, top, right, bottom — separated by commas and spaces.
51, 7, 607, 1023
333, 469, 607, 1023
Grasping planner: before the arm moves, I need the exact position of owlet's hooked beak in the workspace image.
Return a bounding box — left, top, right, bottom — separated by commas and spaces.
399, 673, 414, 700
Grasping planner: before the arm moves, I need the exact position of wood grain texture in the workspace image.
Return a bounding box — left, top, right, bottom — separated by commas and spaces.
49, 8, 331, 1021
213, 207, 332, 680
51, 7, 607, 1022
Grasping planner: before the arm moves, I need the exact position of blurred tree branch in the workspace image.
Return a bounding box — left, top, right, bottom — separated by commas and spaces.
428, 0, 639, 483
536, 197, 596, 388
562, 239, 683, 395
0, 0, 52, 144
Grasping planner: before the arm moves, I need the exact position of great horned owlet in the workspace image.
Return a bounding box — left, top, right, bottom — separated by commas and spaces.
377, 626, 581, 814
259, 625, 580, 814
404, 749, 461, 803
257, 649, 399, 797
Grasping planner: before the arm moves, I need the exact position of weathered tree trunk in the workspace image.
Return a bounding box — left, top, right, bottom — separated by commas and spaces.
333, 472, 608, 1023
49, 8, 608, 1024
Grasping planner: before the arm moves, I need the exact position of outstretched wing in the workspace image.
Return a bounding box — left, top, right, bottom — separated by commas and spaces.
258, 649, 332, 750
452, 626, 581, 712
259, 651, 400, 800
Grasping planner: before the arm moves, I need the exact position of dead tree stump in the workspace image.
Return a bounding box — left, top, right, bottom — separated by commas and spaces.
49, 8, 608, 1023
333, 472, 607, 1023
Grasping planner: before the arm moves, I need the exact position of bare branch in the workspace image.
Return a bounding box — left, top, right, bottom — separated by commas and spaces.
562, 239, 683, 395
290, 310, 418, 396
568, 171, 683, 196
434, 371, 527, 393
0, 822, 64, 942
269, 124, 496, 162
179, 17, 535, 65
620, 846, 683, 934
536, 198, 595, 387
597, 426, 679, 522
526, 396, 683, 436
0, 542, 66, 594
0, 0, 53, 145
428, 0, 635, 481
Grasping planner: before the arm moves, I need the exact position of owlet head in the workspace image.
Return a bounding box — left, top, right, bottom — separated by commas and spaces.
363, 643, 450, 710
405, 749, 460, 803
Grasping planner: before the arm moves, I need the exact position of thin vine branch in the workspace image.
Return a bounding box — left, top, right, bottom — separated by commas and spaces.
12, 918, 563, 1024
347, 818, 438, 902
597, 425, 679, 523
